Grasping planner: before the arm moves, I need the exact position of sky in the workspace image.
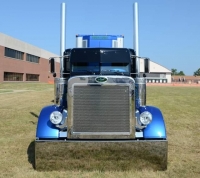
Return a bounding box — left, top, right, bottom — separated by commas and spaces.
0, 0, 200, 75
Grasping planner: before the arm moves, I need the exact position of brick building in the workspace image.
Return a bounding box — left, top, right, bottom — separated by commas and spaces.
0, 32, 60, 83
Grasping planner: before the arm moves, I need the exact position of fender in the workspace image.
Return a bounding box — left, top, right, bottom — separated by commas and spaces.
139, 106, 167, 139
36, 105, 61, 139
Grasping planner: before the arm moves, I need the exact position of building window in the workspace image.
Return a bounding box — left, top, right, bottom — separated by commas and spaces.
26, 54, 40, 63
4, 72, 23, 81
5, 47, 24, 60
160, 74, 166, 78
26, 74, 39, 81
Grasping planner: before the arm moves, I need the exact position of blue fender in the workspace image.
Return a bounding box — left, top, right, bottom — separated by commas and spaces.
139, 106, 167, 139
36, 105, 61, 139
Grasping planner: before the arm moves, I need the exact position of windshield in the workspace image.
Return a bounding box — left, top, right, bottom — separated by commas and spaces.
72, 62, 99, 73
72, 62, 130, 75
70, 48, 131, 75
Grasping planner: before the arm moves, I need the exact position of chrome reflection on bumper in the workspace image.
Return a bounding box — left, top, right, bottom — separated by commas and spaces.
35, 139, 168, 171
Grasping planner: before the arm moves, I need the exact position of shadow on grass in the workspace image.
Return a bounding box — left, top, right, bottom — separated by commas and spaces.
30, 112, 38, 118
30, 112, 38, 125
27, 141, 35, 169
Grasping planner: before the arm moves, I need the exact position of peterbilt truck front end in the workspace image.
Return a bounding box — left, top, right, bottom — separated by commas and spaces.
35, 75, 168, 171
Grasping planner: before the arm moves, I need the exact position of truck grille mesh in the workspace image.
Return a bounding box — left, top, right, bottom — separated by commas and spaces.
73, 85, 130, 133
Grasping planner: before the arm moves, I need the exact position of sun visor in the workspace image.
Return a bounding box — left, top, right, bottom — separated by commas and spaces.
70, 49, 100, 62
70, 48, 131, 63
100, 49, 131, 63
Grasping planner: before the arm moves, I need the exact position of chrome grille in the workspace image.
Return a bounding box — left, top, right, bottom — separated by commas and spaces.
73, 85, 130, 133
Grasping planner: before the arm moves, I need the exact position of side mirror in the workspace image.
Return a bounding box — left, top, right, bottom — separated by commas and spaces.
49, 58, 55, 73
144, 58, 150, 73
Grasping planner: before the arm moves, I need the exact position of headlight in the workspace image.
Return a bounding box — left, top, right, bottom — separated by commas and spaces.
140, 111, 152, 125
50, 111, 63, 125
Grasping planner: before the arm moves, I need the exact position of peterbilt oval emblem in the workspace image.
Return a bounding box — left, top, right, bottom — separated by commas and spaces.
95, 76, 108, 83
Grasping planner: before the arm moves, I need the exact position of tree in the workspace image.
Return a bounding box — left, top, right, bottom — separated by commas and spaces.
177, 71, 185, 76
194, 68, 200, 76
171, 69, 185, 76
171, 68, 177, 75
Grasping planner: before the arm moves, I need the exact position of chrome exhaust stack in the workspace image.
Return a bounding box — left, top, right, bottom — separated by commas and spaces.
53, 3, 67, 108
133, 3, 146, 109
135, 78, 146, 108
134, 2, 140, 78
60, 2, 66, 78
54, 78, 68, 108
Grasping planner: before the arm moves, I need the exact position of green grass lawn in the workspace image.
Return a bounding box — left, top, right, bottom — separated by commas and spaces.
0, 83, 199, 178
0, 89, 13, 93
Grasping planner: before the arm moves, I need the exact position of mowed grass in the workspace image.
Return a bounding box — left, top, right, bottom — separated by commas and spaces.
0, 83, 199, 178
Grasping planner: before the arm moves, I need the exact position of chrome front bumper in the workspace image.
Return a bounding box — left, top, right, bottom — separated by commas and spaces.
35, 139, 168, 171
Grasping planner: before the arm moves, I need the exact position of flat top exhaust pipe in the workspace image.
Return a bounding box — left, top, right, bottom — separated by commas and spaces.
134, 2, 140, 77
60, 2, 66, 77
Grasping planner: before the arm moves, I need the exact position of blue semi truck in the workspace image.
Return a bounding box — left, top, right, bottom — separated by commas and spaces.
35, 35, 168, 171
